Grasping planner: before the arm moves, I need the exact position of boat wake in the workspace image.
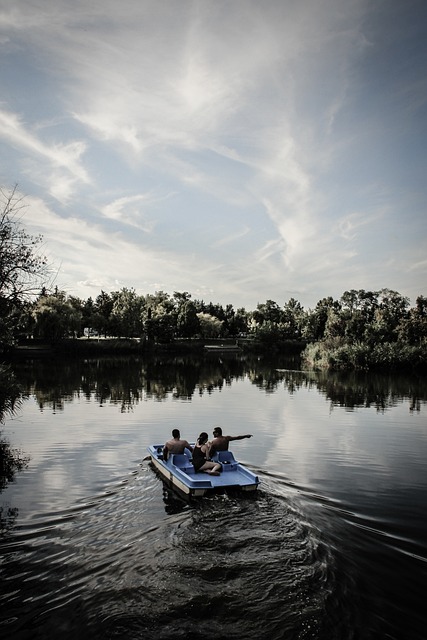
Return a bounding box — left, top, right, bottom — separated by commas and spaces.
1, 462, 415, 639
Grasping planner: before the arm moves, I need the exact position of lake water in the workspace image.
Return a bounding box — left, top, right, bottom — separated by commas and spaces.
0, 354, 426, 640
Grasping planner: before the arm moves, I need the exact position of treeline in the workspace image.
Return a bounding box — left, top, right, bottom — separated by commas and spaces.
1, 186, 426, 371
3, 286, 427, 370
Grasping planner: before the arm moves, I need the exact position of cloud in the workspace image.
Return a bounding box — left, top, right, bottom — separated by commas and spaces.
23, 194, 232, 299
337, 209, 385, 241
0, 1, 425, 309
0, 108, 90, 201
0, 110, 88, 177
213, 226, 251, 248
101, 194, 157, 231
408, 259, 427, 273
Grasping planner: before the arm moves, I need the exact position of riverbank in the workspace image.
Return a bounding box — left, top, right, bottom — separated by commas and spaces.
4, 337, 306, 359
5, 337, 426, 372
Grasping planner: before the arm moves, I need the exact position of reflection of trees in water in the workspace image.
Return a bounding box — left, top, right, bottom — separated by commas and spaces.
318, 371, 426, 412
0, 364, 23, 419
0, 364, 29, 532
11, 355, 249, 408
9, 355, 426, 415
0, 438, 29, 532
277, 368, 426, 412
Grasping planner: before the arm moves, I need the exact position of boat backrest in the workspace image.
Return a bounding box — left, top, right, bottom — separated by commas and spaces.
170, 454, 195, 475
170, 454, 188, 467
216, 450, 236, 463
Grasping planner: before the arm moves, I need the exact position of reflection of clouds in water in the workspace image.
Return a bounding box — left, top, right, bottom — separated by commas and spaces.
96, 449, 121, 467
262, 388, 323, 485
265, 384, 427, 497
262, 383, 394, 490
2, 360, 426, 640
4, 371, 427, 527
41, 467, 69, 493
8, 396, 149, 463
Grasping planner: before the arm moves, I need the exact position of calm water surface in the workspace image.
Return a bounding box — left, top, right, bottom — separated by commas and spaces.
0, 355, 426, 639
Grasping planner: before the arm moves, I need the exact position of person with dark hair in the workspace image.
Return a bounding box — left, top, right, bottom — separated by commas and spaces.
210, 426, 253, 453
163, 429, 193, 461
192, 432, 222, 475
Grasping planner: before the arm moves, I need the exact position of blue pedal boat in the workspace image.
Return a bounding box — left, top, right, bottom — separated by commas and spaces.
147, 444, 260, 497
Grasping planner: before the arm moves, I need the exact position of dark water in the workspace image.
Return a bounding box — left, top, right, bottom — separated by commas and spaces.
0, 355, 426, 639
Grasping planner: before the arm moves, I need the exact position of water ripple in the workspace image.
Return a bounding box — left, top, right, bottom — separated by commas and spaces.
1, 464, 425, 639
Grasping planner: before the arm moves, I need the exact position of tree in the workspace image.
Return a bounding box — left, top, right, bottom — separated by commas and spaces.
32, 291, 82, 341
303, 297, 338, 341
282, 298, 305, 339
172, 291, 192, 306
254, 320, 283, 345
397, 295, 427, 345
0, 186, 50, 347
324, 306, 346, 341
94, 290, 114, 337
367, 289, 410, 344
228, 307, 249, 336
0, 186, 49, 302
147, 313, 176, 343
80, 297, 94, 333
143, 291, 176, 342
145, 291, 175, 316
197, 312, 223, 338
176, 300, 200, 338
252, 299, 282, 326
110, 288, 144, 338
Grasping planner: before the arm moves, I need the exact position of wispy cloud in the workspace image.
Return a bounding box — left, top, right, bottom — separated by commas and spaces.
0, 108, 90, 201
213, 226, 251, 248
337, 209, 385, 241
0, 110, 88, 179
24, 196, 187, 293
101, 194, 156, 231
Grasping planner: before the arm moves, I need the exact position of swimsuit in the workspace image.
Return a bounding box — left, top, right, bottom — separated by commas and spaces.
192, 445, 207, 471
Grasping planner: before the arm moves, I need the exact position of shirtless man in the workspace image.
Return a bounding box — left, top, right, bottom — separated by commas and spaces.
210, 426, 253, 453
163, 429, 193, 460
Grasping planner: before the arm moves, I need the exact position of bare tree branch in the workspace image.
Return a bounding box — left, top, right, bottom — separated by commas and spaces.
0, 185, 52, 302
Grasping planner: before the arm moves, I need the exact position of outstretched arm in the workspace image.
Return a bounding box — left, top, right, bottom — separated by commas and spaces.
229, 434, 253, 441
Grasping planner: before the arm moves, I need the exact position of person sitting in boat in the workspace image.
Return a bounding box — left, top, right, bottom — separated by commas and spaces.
210, 426, 253, 454
192, 432, 222, 475
163, 429, 193, 461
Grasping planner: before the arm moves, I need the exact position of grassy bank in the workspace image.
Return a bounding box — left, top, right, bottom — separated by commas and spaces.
9, 336, 306, 358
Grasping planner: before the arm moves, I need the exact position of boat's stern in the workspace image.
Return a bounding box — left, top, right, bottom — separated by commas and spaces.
147, 444, 212, 496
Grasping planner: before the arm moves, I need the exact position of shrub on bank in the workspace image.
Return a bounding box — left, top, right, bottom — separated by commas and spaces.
302, 339, 427, 372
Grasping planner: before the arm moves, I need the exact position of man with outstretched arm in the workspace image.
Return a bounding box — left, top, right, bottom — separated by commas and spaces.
210, 426, 253, 454
163, 428, 193, 461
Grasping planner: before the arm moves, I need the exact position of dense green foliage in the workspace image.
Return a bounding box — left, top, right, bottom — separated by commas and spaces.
301, 290, 427, 371
2, 286, 425, 371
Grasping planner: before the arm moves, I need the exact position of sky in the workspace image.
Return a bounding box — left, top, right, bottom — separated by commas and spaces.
0, 0, 426, 311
